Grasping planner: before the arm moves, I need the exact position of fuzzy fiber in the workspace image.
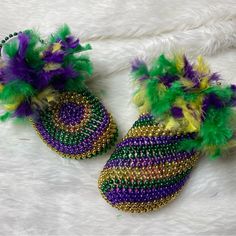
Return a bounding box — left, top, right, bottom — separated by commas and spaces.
0, 0, 236, 235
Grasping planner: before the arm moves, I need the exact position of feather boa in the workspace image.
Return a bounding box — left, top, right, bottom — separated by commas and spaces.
132, 54, 236, 159
0, 24, 92, 119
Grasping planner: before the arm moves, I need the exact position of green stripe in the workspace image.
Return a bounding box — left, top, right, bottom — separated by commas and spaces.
109, 142, 182, 160
100, 168, 191, 193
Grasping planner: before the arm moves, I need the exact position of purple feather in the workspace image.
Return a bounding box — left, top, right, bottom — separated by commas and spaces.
209, 72, 221, 82
43, 50, 64, 63
183, 56, 199, 87
171, 106, 183, 118
4, 57, 36, 84
18, 33, 29, 58
231, 84, 236, 92
230, 85, 236, 106
50, 66, 79, 90
160, 75, 178, 87
202, 93, 224, 119
2, 32, 37, 85
37, 68, 65, 89
65, 36, 80, 49
131, 58, 146, 72
0, 67, 5, 83
14, 101, 33, 117
60, 36, 80, 50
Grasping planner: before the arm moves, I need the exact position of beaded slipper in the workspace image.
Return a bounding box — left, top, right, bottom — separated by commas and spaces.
0, 25, 118, 159
98, 54, 236, 213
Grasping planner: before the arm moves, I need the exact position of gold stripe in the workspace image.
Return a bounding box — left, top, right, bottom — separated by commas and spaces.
113, 191, 180, 213
124, 124, 184, 140
32, 113, 118, 159
98, 154, 199, 185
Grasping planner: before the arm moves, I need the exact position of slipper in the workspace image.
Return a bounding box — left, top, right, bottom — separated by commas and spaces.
98, 54, 236, 212
0, 25, 118, 159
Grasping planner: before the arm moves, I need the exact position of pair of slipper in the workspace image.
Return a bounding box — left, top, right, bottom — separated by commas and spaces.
0, 25, 235, 213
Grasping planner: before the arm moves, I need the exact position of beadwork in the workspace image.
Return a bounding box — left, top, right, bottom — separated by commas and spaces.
98, 54, 236, 213
0, 31, 20, 56
33, 90, 118, 159
0, 25, 118, 159
98, 114, 199, 213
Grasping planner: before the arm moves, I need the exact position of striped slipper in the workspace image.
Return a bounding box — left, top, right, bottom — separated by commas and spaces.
98, 54, 236, 212
0, 25, 118, 159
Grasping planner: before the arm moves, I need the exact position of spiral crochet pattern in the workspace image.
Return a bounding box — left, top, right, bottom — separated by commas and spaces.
98, 114, 199, 212
33, 90, 118, 159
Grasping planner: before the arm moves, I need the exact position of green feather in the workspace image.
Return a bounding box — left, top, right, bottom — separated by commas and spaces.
24, 30, 45, 70
65, 78, 86, 92
149, 54, 179, 77
64, 54, 93, 76
132, 62, 149, 81
147, 81, 183, 117
0, 80, 35, 104
0, 112, 12, 121
73, 43, 92, 53
50, 24, 70, 43
3, 40, 18, 58
180, 107, 234, 159
204, 86, 233, 102
200, 108, 233, 147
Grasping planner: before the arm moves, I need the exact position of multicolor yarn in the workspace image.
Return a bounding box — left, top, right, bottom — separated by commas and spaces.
98, 114, 199, 212
98, 54, 235, 213
0, 25, 118, 159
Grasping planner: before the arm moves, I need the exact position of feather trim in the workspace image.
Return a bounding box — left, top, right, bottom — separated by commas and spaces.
0, 24, 92, 119
131, 54, 236, 158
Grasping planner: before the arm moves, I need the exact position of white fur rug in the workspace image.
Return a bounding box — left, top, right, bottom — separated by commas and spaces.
0, 0, 236, 235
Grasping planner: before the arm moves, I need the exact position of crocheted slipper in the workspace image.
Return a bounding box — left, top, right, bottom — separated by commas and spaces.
98, 54, 236, 213
0, 25, 118, 159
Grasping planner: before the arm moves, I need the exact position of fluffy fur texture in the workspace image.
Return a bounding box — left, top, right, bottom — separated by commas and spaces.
0, 25, 92, 119
0, 0, 236, 235
132, 54, 236, 158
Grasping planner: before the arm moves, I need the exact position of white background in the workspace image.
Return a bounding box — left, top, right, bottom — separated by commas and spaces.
0, 0, 236, 235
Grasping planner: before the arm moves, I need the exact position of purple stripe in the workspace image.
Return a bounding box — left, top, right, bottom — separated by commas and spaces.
105, 176, 189, 205
116, 134, 192, 148
59, 103, 85, 125
35, 106, 110, 155
104, 151, 194, 168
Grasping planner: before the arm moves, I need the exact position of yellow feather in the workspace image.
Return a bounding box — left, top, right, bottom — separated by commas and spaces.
195, 55, 210, 74
4, 103, 19, 111
31, 87, 58, 109
139, 101, 150, 114
0, 84, 4, 92
174, 54, 184, 73
165, 117, 180, 130
158, 83, 166, 95
200, 77, 209, 89
4, 96, 24, 111
52, 43, 62, 53
132, 89, 145, 107
180, 77, 194, 88
174, 98, 201, 132
44, 63, 61, 72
